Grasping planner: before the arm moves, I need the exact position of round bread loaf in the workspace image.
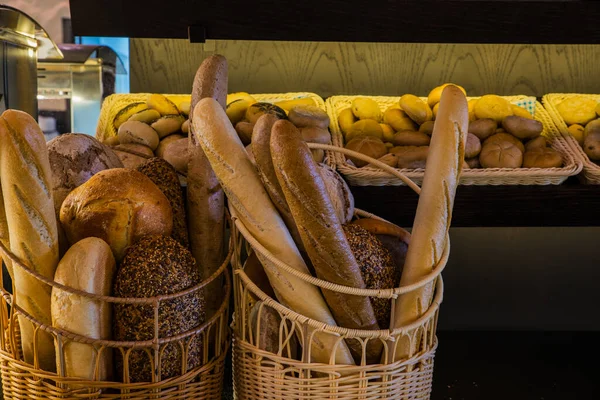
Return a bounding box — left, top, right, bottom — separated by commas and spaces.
137, 158, 189, 248
342, 224, 397, 329
162, 138, 189, 173
114, 235, 204, 382
60, 168, 173, 261
47, 133, 123, 216
479, 141, 523, 168
155, 133, 185, 158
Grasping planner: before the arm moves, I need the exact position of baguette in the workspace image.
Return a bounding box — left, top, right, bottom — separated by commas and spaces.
390, 85, 467, 361
193, 97, 354, 365
0, 110, 60, 371
0, 188, 11, 279
51, 237, 115, 381
187, 55, 227, 318
270, 119, 381, 363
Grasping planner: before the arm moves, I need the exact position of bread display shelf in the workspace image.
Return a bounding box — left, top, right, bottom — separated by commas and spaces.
69, 0, 600, 44
327, 95, 582, 186
543, 93, 600, 184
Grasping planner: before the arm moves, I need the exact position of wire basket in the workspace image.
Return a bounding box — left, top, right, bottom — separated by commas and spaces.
542, 93, 600, 184
326, 95, 582, 186
0, 235, 232, 399
230, 143, 448, 399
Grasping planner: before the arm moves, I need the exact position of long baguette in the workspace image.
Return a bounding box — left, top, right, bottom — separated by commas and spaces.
252, 115, 306, 253
270, 120, 382, 363
187, 55, 227, 319
0, 188, 11, 278
0, 110, 60, 371
390, 85, 467, 361
193, 97, 354, 365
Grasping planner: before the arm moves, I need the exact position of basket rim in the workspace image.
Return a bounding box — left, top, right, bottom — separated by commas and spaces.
326, 94, 582, 185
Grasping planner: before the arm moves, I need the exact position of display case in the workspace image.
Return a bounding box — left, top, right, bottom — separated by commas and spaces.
68, 1, 600, 399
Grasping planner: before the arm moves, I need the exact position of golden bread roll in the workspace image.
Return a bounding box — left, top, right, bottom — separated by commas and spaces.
60, 168, 173, 261
117, 120, 160, 150
390, 145, 429, 169
51, 237, 115, 381
523, 147, 562, 168
366, 153, 399, 169
479, 141, 523, 168
484, 132, 525, 153
345, 136, 387, 167
391, 130, 431, 146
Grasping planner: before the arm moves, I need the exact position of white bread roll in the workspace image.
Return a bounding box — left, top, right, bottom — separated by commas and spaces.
0, 110, 60, 371
192, 97, 354, 365
51, 237, 115, 380
390, 85, 468, 361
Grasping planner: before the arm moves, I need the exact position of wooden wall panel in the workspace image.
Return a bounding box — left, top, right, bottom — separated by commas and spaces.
130, 39, 600, 98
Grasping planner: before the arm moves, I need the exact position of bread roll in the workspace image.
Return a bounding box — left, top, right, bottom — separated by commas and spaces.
60, 168, 173, 261
155, 133, 184, 158
192, 97, 354, 365
391, 145, 429, 169
345, 136, 387, 167
391, 85, 467, 361
47, 133, 124, 217
113, 143, 153, 169
187, 55, 227, 320
480, 141, 523, 168
137, 158, 189, 248
114, 235, 204, 382
523, 147, 562, 168
484, 132, 525, 153
162, 138, 189, 173
288, 105, 330, 129
270, 119, 381, 362
51, 237, 115, 381
0, 110, 59, 371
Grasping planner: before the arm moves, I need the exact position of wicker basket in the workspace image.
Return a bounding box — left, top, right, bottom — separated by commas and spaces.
96, 92, 326, 143
542, 93, 600, 184
0, 237, 232, 399
230, 143, 448, 399
326, 95, 582, 186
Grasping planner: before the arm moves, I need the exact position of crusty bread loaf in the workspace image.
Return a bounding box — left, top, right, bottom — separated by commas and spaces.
51, 237, 115, 381
0, 110, 59, 371
0, 189, 11, 279
270, 119, 381, 363
390, 85, 468, 361
193, 97, 354, 365
60, 168, 173, 261
137, 158, 189, 248
187, 55, 227, 320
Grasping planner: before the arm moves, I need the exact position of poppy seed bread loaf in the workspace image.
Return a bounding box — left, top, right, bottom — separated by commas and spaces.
113, 235, 205, 382
137, 158, 189, 248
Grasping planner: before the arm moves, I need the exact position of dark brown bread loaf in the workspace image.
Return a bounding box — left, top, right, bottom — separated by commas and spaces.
343, 224, 398, 329
137, 158, 189, 248
113, 235, 204, 382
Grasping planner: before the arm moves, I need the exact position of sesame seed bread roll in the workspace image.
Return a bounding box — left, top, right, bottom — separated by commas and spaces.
0, 109, 59, 371
390, 85, 468, 361
193, 97, 354, 365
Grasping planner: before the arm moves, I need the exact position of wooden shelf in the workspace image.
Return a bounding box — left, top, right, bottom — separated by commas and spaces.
352, 178, 600, 227
69, 0, 600, 44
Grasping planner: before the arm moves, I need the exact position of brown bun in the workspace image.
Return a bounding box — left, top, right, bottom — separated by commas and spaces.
47, 133, 123, 216
137, 158, 189, 248
391, 130, 431, 146
523, 147, 563, 168
584, 131, 600, 160
155, 133, 185, 158
60, 168, 173, 261
502, 115, 543, 140
479, 141, 523, 168
162, 138, 189, 174
419, 120, 435, 135
390, 145, 429, 169
114, 235, 204, 383
484, 132, 525, 153
300, 126, 331, 163
235, 121, 254, 145
345, 136, 387, 167
113, 143, 153, 169
366, 153, 398, 169
465, 133, 482, 158
525, 136, 548, 151
469, 118, 497, 141
343, 224, 398, 330
288, 105, 330, 129
466, 157, 481, 168
51, 237, 115, 381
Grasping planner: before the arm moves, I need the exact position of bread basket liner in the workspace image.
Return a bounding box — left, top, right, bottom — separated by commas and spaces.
229, 143, 446, 399
543, 93, 600, 184
326, 95, 583, 186
0, 232, 232, 397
